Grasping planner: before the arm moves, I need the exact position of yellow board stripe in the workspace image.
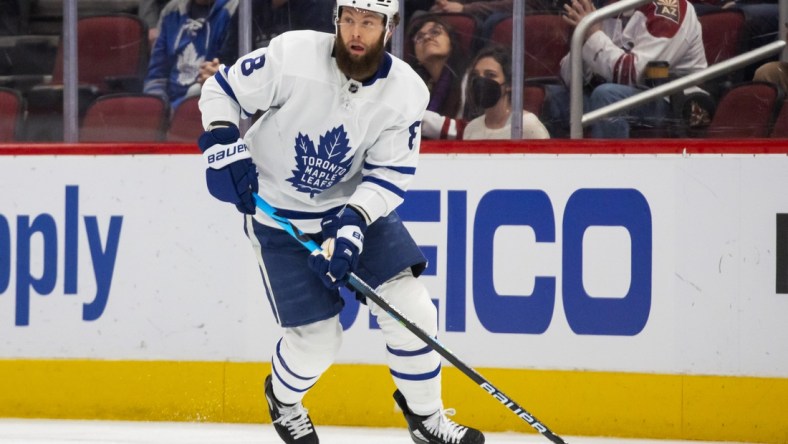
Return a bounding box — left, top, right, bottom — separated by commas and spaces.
0, 360, 786, 443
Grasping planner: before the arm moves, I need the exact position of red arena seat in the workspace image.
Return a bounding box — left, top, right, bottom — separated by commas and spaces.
80, 93, 168, 142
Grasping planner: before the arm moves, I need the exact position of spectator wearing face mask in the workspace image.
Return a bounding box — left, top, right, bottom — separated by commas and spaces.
463, 45, 550, 139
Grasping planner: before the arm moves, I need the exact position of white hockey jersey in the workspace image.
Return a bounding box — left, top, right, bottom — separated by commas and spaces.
560, 0, 707, 86
200, 31, 429, 232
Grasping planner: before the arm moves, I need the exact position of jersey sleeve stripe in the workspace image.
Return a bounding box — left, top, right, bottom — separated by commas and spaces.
213, 70, 254, 118
362, 176, 406, 198
613, 52, 637, 85
363, 161, 416, 175
214, 71, 239, 102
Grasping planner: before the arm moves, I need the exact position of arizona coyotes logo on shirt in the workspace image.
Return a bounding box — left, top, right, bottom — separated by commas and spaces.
654, 0, 680, 23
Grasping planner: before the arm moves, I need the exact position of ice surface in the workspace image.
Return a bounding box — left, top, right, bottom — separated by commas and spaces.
0, 419, 750, 444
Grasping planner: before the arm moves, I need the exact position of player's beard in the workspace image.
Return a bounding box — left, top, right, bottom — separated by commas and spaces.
335, 32, 386, 81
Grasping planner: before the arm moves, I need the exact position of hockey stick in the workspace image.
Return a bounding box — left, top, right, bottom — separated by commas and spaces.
252, 192, 568, 444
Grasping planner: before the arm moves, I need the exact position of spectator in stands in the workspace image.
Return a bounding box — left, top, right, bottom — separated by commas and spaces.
542, 0, 707, 138
143, 0, 238, 111
407, 14, 470, 138
421, 44, 553, 140
197, 0, 336, 88
463, 45, 550, 139
138, 0, 170, 48
753, 61, 788, 93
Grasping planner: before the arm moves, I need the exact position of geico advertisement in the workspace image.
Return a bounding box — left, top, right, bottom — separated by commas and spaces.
0, 154, 786, 378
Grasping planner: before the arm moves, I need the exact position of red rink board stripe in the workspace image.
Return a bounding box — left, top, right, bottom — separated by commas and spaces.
420, 139, 788, 155
0, 140, 787, 155
0, 143, 200, 156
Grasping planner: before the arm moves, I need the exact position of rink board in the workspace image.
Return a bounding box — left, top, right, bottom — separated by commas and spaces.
0, 141, 787, 443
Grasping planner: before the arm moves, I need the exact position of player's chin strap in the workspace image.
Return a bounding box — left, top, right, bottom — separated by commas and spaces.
251, 192, 569, 444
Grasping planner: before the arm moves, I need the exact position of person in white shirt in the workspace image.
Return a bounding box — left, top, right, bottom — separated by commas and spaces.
463, 45, 550, 140
542, 0, 707, 138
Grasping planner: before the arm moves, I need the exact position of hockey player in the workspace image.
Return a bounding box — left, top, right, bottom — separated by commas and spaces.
196, 1, 485, 443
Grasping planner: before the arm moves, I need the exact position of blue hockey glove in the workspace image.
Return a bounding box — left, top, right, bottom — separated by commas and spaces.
307, 206, 368, 289
198, 124, 259, 215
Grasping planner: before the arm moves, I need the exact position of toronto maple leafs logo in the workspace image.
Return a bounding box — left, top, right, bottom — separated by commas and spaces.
176, 43, 203, 86
286, 125, 354, 197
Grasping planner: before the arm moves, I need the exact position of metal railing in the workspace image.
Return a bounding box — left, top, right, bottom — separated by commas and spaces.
582, 41, 786, 128
63, 0, 77, 143
569, 0, 787, 138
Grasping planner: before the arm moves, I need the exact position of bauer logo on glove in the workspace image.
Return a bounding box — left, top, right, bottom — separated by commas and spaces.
203, 141, 251, 169
197, 124, 259, 215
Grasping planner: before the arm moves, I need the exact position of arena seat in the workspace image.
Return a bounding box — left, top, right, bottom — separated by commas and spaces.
0, 87, 24, 142
167, 96, 203, 143
698, 8, 747, 95
80, 93, 168, 142
770, 99, 788, 138
51, 14, 149, 94
523, 84, 546, 117
488, 14, 571, 80
24, 14, 149, 141
698, 9, 746, 65
705, 81, 779, 138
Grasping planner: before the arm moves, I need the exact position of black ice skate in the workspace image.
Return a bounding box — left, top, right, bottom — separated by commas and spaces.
264, 374, 319, 443
394, 389, 485, 444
